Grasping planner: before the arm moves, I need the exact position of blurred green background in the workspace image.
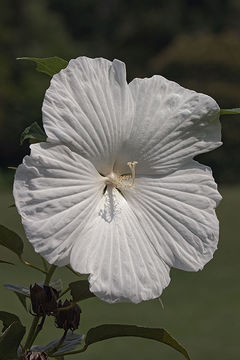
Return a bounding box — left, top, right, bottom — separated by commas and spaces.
0, 0, 240, 359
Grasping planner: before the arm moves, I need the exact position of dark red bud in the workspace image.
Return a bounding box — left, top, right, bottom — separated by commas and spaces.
55, 299, 81, 331
30, 283, 59, 316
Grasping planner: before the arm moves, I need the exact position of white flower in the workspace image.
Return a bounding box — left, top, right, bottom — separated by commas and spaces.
13, 57, 222, 304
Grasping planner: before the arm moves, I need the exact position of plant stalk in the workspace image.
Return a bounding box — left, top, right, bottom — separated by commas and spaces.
19, 256, 47, 274
23, 315, 40, 352
44, 264, 57, 285
22, 264, 57, 353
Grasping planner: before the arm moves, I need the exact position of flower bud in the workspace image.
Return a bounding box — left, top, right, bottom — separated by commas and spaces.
55, 299, 81, 331
21, 351, 48, 360
30, 283, 59, 316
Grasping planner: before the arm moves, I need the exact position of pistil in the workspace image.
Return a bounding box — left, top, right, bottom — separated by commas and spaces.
104, 161, 138, 190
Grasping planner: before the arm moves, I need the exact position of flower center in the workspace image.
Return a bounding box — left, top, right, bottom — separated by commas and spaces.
105, 161, 138, 190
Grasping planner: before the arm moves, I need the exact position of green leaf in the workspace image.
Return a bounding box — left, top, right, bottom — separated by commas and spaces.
220, 108, 240, 115
0, 322, 25, 359
20, 121, 47, 145
0, 260, 14, 265
85, 324, 191, 360
69, 280, 95, 302
0, 312, 21, 332
0, 225, 24, 256
8, 203, 16, 208
17, 56, 68, 76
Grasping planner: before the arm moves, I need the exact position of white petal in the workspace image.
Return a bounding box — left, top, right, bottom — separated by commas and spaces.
13, 143, 104, 266
70, 187, 170, 303
42, 57, 134, 175
115, 75, 221, 175
123, 161, 221, 271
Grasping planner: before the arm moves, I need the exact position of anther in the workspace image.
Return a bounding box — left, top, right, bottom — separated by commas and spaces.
104, 161, 138, 190
127, 161, 138, 186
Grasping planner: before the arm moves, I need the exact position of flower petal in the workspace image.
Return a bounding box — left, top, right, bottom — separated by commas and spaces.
70, 187, 170, 303
123, 161, 221, 271
42, 57, 134, 175
116, 75, 221, 175
13, 143, 104, 266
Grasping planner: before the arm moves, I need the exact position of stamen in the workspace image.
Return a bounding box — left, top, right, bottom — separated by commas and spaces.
127, 161, 138, 186
104, 161, 138, 190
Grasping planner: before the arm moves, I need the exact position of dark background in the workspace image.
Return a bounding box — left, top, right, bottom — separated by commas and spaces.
0, 0, 240, 184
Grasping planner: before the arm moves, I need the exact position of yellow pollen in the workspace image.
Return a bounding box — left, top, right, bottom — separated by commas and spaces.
105, 161, 138, 189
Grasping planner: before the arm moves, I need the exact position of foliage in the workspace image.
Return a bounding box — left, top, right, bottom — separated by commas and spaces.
0, 321, 26, 359
17, 57, 68, 77
20, 121, 47, 145
85, 324, 191, 360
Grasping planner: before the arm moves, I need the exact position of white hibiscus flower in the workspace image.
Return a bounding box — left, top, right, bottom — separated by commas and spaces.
13, 57, 222, 304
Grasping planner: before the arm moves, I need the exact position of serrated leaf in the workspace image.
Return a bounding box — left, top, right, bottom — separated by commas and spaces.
0, 260, 14, 265
220, 108, 240, 115
17, 56, 68, 76
0, 312, 21, 332
69, 280, 95, 302
20, 121, 47, 145
0, 225, 23, 256
85, 324, 191, 360
32, 333, 82, 355
0, 322, 25, 359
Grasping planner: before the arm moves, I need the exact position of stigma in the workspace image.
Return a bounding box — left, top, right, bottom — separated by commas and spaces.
104, 161, 138, 190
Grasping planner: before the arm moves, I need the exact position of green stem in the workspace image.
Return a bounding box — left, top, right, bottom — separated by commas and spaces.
23, 315, 40, 352
22, 264, 57, 353
44, 264, 57, 285
41, 257, 49, 272
28, 316, 46, 349
51, 345, 88, 357
19, 256, 47, 274
57, 302, 76, 311
49, 330, 68, 355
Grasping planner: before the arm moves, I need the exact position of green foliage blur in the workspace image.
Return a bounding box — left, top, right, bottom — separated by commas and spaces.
1, 0, 240, 183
